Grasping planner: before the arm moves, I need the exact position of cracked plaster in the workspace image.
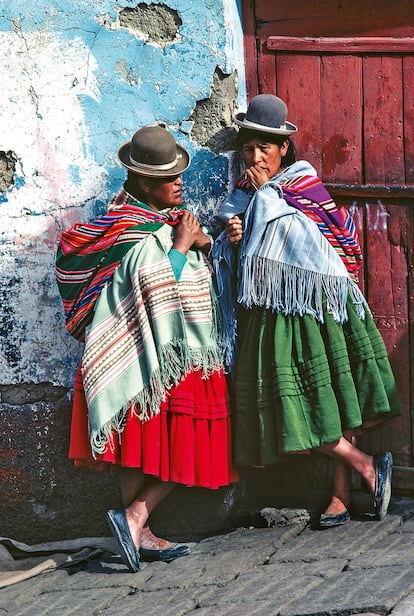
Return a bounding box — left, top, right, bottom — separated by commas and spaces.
190, 67, 238, 153
0, 151, 17, 193
119, 3, 182, 45
0, 0, 245, 389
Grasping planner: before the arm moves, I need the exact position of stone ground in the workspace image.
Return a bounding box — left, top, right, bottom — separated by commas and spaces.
2, 496, 414, 616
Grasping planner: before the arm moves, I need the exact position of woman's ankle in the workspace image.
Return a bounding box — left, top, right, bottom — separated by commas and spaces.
323, 495, 350, 515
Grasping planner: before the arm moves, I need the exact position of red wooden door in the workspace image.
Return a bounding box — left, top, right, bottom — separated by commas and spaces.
242, 0, 414, 491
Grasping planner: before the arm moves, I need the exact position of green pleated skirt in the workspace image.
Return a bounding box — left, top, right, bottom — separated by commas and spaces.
233, 298, 401, 466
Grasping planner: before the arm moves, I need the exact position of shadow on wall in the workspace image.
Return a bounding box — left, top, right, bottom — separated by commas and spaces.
0, 387, 325, 544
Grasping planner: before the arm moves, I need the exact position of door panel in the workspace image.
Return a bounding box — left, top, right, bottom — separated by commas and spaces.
404, 57, 414, 182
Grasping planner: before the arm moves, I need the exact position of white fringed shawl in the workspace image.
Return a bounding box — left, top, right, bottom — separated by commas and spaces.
212, 165, 368, 370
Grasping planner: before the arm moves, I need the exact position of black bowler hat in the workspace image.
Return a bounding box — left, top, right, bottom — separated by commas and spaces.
118, 125, 190, 177
234, 94, 298, 135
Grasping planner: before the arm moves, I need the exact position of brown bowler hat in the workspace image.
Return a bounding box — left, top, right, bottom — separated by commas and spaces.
118, 125, 190, 177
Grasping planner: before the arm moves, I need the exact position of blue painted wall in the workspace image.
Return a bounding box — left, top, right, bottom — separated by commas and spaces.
0, 0, 245, 387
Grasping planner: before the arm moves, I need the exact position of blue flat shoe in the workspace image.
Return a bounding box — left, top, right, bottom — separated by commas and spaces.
319, 509, 350, 529
106, 509, 140, 572
139, 543, 190, 562
374, 451, 393, 520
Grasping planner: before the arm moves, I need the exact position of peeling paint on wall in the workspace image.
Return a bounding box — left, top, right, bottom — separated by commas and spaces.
0, 151, 17, 193
119, 3, 182, 45
0, 0, 245, 391
0, 276, 23, 371
190, 67, 238, 153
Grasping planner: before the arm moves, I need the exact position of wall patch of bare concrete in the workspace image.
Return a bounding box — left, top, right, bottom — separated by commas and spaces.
0, 151, 17, 193
0, 0, 246, 542
119, 3, 182, 44
190, 67, 238, 153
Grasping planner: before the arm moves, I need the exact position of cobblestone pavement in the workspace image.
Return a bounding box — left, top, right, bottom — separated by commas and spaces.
2, 497, 414, 616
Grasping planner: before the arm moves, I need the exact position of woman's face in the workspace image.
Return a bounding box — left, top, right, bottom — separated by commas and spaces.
145, 174, 183, 211
241, 138, 287, 178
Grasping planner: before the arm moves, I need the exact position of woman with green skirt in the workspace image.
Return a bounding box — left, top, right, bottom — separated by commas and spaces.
213, 94, 401, 528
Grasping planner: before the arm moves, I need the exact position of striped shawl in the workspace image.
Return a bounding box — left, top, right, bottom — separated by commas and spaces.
56, 192, 183, 341
56, 196, 223, 455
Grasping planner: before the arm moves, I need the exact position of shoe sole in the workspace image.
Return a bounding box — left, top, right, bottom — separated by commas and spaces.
375, 452, 393, 521
319, 511, 350, 528
139, 544, 190, 562
106, 510, 140, 572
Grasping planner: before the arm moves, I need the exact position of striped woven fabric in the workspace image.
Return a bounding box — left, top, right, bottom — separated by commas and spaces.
236, 174, 363, 282
56, 193, 183, 341
81, 223, 223, 454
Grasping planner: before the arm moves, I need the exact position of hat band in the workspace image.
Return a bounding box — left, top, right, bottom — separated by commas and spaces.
242, 118, 287, 131
129, 153, 179, 171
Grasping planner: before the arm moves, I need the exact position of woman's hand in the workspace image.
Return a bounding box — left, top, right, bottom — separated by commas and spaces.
245, 165, 272, 189
225, 216, 243, 244
173, 211, 211, 255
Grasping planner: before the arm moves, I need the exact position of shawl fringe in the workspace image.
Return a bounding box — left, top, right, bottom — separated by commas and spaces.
238, 256, 369, 323
212, 236, 237, 371
90, 339, 223, 456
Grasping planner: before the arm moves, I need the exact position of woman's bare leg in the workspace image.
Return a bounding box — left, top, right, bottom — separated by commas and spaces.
322, 432, 355, 515
121, 472, 175, 550
322, 459, 351, 515
119, 468, 176, 550
317, 437, 375, 497
119, 467, 146, 507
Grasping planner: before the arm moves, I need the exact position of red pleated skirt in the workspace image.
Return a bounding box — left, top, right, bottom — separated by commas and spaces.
69, 365, 238, 489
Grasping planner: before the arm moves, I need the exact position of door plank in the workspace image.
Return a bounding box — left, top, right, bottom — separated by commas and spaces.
255, 0, 414, 38
320, 55, 362, 183
409, 206, 414, 456
267, 37, 414, 53
363, 56, 405, 185
258, 40, 276, 94
404, 57, 414, 184
241, 0, 259, 98
364, 202, 410, 465
276, 54, 322, 176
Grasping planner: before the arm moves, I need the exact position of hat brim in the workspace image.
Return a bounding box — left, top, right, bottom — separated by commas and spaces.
117, 142, 191, 177
234, 112, 298, 136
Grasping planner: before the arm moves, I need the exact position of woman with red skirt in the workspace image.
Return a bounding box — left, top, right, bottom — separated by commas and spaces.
57, 125, 237, 572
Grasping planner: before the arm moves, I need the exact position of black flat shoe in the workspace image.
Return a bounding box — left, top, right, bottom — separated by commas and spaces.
139, 543, 190, 562
106, 509, 140, 572
374, 451, 393, 520
319, 509, 350, 528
